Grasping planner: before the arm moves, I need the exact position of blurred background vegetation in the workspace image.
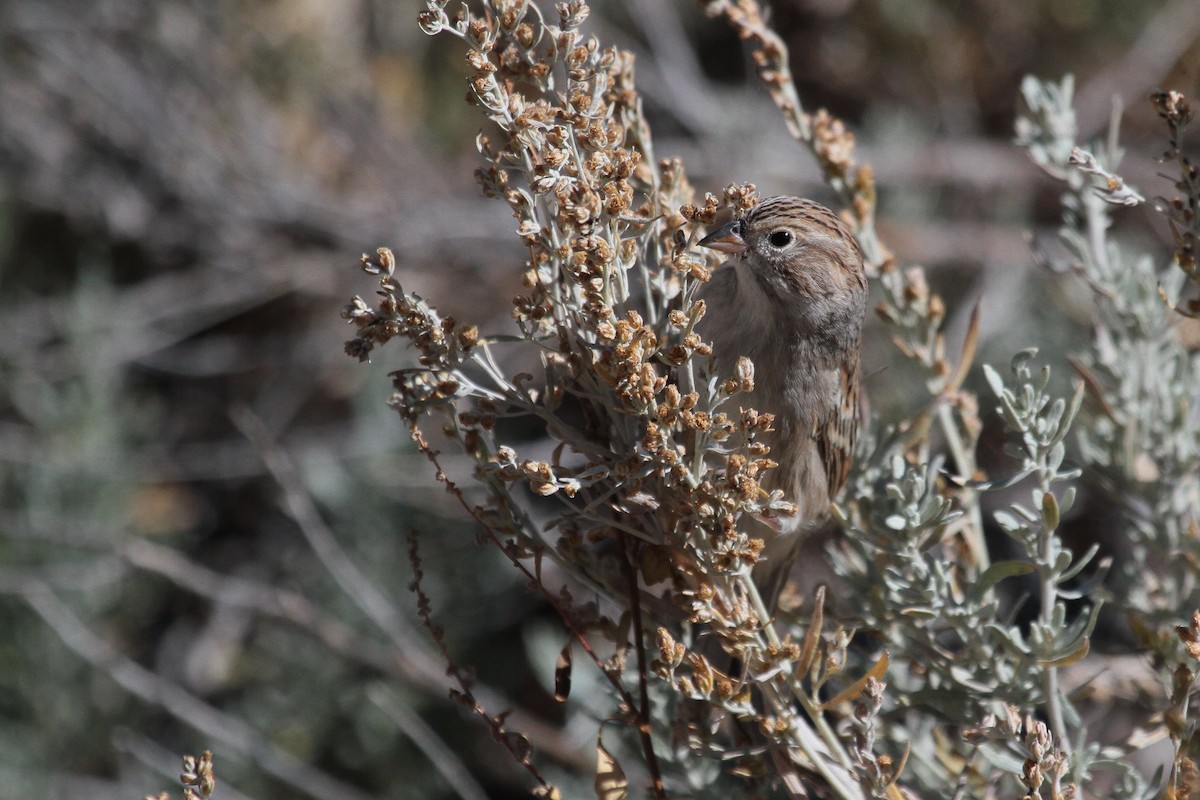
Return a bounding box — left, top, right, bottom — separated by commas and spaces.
0, 0, 1196, 797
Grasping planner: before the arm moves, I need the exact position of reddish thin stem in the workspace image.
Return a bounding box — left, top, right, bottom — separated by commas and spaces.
618, 533, 667, 799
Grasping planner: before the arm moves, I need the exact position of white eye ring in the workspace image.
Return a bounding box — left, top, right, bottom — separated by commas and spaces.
768, 230, 794, 248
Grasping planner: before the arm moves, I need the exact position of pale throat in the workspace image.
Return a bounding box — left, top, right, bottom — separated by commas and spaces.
728, 258, 850, 366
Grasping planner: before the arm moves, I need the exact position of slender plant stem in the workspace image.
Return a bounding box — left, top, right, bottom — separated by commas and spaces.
618, 534, 668, 800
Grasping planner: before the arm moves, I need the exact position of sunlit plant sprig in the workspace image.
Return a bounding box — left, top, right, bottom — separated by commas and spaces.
830, 349, 1100, 796
982, 350, 1093, 752
347, 2, 892, 797
829, 76, 1179, 799
1017, 74, 1200, 797
1018, 74, 1200, 665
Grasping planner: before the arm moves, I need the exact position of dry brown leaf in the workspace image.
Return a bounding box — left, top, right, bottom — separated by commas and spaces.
595, 739, 628, 800
554, 640, 573, 703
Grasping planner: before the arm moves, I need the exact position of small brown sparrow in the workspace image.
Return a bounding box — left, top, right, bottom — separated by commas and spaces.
697, 196, 867, 606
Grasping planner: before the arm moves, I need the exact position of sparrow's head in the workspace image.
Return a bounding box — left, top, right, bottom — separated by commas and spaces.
699, 196, 865, 299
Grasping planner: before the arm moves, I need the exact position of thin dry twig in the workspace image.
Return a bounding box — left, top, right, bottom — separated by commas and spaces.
407, 424, 668, 794
20, 583, 375, 800
120, 536, 587, 771
368, 685, 491, 800
230, 405, 428, 655
406, 529, 558, 794
121, 538, 403, 674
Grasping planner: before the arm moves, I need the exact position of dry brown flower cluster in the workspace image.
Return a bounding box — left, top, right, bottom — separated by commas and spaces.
964, 708, 1077, 800
344, 1, 895, 796
144, 751, 216, 800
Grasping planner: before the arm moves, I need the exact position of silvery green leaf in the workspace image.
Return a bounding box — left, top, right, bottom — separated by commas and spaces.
993, 509, 1021, 532
976, 743, 1028, 774
999, 394, 1026, 431
1013, 502, 1038, 523
1012, 347, 1040, 371
987, 622, 1031, 653
1057, 559, 1110, 599
982, 363, 1005, 398
972, 560, 1037, 601
1047, 440, 1066, 474
1059, 543, 1100, 581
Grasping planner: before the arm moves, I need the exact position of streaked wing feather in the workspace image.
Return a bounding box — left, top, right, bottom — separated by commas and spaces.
816, 357, 861, 499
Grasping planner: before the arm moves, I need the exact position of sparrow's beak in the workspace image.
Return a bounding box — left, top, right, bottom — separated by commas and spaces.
698, 219, 747, 255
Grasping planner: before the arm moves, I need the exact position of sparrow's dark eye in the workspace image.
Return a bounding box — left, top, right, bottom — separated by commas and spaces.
768, 230, 794, 248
